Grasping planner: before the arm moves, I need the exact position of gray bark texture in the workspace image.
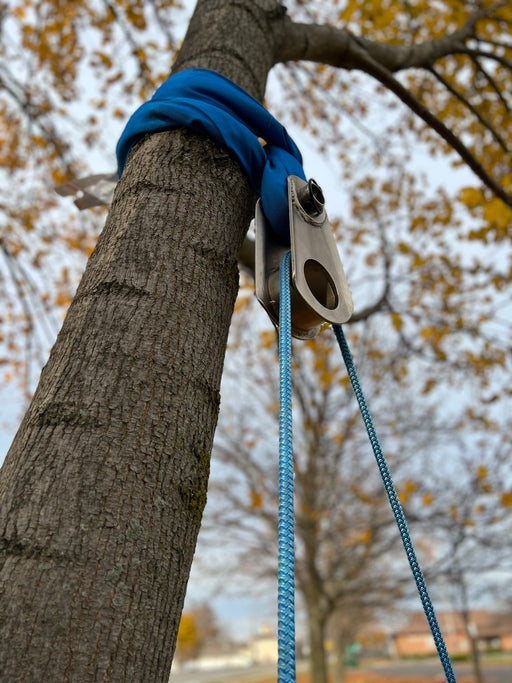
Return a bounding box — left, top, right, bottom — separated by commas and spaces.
0, 1, 283, 680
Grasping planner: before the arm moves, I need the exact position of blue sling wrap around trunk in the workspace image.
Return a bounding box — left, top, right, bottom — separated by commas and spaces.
116, 68, 307, 244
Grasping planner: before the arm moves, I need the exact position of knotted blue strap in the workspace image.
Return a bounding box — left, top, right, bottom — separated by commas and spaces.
116, 68, 306, 243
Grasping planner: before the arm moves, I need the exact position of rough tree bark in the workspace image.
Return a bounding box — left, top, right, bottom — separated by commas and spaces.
0, 1, 279, 680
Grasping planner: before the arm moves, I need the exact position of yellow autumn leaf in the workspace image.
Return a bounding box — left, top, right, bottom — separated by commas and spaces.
476, 465, 488, 480
501, 492, 512, 508
459, 187, 484, 210
360, 528, 372, 544
260, 330, 276, 348
249, 489, 263, 510
391, 312, 403, 332
55, 291, 73, 307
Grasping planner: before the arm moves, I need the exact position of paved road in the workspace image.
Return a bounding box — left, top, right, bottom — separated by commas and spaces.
169, 658, 512, 683
362, 657, 512, 682
168, 663, 276, 683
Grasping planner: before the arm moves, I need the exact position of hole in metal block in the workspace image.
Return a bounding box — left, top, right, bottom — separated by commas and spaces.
304, 259, 338, 311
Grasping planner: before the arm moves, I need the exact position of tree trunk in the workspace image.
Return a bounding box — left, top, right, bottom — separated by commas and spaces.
334, 656, 346, 683
331, 611, 356, 683
306, 596, 329, 683
456, 574, 484, 683
0, 1, 283, 680
333, 634, 347, 683
468, 630, 484, 683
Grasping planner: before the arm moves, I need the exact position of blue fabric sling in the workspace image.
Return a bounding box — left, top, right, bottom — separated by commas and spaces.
116, 68, 306, 244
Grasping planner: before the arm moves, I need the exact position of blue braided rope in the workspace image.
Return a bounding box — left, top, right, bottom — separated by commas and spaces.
278, 252, 296, 683
332, 324, 457, 683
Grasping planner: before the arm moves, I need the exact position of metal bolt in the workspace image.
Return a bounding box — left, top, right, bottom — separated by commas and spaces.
296, 178, 325, 217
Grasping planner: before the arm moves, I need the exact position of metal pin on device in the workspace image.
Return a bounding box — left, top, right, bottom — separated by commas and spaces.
255, 175, 353, 339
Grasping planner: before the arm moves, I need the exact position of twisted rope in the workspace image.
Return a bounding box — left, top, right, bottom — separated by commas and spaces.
332, 324, 457, 683
278, 252, 296, 683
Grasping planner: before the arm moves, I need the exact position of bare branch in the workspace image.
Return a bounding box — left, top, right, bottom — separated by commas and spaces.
429, 65, 509, 152
476, 37, 512, 51
276, 5, 500, 72
470, 56, 511, 113
466, 46, 512, 71
348, 215, 393, 323
291, 63, 388, 158
101, 0, 154, 88
349, 295, 388, 323
0, 72, 72, 167
275, 4, 512, 206
351, 50, 512, 206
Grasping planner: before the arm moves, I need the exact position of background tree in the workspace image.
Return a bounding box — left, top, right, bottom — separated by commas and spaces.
201, 295, 512, 683
0, 1, 511, 681
175, 602, 221, 664
175, 612, 199, 663
403, 430, 512, 683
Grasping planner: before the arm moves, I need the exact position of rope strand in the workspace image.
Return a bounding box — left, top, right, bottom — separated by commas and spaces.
278, 252, 296, 683
276, 258, 456, 683
332, 324, 457, 683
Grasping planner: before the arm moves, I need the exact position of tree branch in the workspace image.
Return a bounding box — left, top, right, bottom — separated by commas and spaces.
0, 72, 72, 167
276, 5, 497, 71
470, 55, 511, 113
466, 46, 512, 71
429, 65, 509, 152
348, 48, 512, 207
275, 4, 512, 206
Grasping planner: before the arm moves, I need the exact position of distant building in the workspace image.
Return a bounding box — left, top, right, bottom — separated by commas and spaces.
171, 625, 279, 675
245, 625, 278, 664
173, 639, 252, 674
392, 610, 512, 658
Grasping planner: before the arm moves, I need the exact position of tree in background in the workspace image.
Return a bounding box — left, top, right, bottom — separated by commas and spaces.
175, 613, 199, 663
202, 294, 512, 683
175, 602, 221, 664
402, 431, 512, 683
0, 1, 511, 681
207, 318, 404, 682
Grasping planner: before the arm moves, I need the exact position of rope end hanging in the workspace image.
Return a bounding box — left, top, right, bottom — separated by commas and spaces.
278, 251, 296, 683
332, 324, 458, 683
